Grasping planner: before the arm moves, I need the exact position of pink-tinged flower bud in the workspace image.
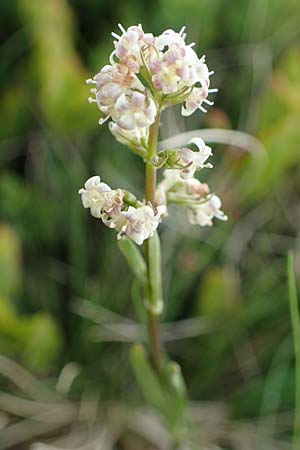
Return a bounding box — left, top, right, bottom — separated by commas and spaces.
87, 63, 143, 125
113, 92, 156, 130
155, 27, 187, 50
101, 189, 126, 230
111, 24, 154, 70
150, 45, 186, 94
186, 178, 210, 197
109, 122, 148, 151
176, 137, 212, 179
187, 195, 228, 226
182, 86, 208, 116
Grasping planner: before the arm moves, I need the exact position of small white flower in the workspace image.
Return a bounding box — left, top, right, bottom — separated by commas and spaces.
186, 178, 210, 197
111, 24, 154, 68
150, 45, 186, 94
113, 91, 157, 130
101, 189, 126, 229
159, 169, 182, 192
79, 177, 127, 226
159, 169, 210, 197
120, 204, 166, 245
178, 137, 212, 179
187, 195, 227, 226
79, 176, 112, 218
150, 28, 212, 99
182, 84, 217, 116
109, 122, 148, 150
155, 27, 187, 51
87, 63, 142, 125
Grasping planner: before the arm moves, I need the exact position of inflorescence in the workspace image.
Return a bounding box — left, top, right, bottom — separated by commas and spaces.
80, 24, 227, 245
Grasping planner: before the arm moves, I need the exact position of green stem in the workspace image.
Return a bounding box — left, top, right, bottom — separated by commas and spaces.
146, 111, 161, 202
144, 111, 164, 374
288, 251, 300, 450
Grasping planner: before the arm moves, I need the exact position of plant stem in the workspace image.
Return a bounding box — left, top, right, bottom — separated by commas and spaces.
146, 111, 161, 201
288, 251, 300, 450
145, 111, 164, 374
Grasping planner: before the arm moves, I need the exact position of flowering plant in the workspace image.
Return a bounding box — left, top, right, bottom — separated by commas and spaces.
80, 23, 227, 447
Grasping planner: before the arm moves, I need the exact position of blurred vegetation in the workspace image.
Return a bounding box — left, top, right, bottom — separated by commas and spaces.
0, 0, 300, 449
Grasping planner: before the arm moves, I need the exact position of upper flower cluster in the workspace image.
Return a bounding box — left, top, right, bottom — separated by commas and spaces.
87, 24, 217, 146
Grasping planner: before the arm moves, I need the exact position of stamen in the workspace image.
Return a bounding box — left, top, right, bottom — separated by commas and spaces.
189, 42, 195, 47
109, 51, 116, 65
208, 70, 215, 76
118, 23, 126, 33
208, 88, 219, 93
88, 97, 97, 103
179, 26, 186, 36
90, 88, 97, 94
199, 106, 207, 113
98, 115, 110, 125
111, 32, 121, 39
203, 99, 214, 106
86, 79, 96, 84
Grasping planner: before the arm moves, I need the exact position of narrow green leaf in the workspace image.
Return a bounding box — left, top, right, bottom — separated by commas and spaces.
118, 238, 147, 286
130, 344, 166, 414
166, 361, 188, 404
164, 361, 188, 437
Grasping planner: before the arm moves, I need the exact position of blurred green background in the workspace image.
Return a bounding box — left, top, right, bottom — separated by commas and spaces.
0, 0, 300, 449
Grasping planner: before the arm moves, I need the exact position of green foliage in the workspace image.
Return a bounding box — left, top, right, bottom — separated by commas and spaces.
240, 48, 300, 202
198, 266, 240, 318
1, 0, 300, 447
0, 296, 62, 372
17, 0, 95, 132
118, 238, 147, 286
0, 225, 22, 299
0, 226, 62, 372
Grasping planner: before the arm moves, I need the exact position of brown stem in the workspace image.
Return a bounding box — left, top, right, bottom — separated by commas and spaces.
148, 309, 163, 374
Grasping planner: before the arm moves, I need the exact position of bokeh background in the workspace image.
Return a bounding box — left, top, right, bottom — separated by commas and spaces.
1, 0, 300, 449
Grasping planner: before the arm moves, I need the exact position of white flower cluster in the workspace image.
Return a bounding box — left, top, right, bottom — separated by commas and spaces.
81, 25, 227, 245
87, 24, 217, 147
79, 176, 165, 245
156, 170, 227, 227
